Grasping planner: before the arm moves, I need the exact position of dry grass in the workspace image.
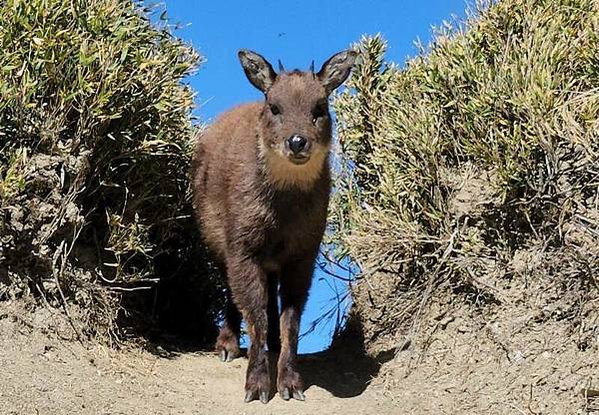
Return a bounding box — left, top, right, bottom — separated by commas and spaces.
0, 0, 223, 343
331, 0, 599, 352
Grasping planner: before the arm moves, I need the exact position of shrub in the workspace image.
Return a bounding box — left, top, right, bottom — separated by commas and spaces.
332, 0, 599, 350
0, 0, 222, 343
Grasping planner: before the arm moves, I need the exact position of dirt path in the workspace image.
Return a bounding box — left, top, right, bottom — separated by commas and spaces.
0, 302, 397, 415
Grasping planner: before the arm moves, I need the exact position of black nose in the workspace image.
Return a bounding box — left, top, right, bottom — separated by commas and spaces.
287, 135, 308, 155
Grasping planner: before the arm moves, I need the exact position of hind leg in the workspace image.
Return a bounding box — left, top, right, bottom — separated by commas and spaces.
267, 273, 281, 353
216, 287, 242, 362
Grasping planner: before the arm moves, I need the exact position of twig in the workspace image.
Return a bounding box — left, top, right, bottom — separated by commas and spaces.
107, 285, 154, 292
507, 402, 528, 415
316, 261, 355, 282
396, 218, 465, 354
25, 276, 80, 358
574, 214, 599, 237
527, 384, 538, 415
52, 231, 86, 347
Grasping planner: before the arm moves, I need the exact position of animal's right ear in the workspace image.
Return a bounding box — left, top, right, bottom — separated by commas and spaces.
238, 49, 277, 93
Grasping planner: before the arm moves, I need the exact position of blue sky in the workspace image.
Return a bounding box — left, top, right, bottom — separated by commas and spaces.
163, 0, 468, 353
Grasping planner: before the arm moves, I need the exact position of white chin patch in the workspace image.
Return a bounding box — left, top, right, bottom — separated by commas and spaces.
265, 147, 328, 190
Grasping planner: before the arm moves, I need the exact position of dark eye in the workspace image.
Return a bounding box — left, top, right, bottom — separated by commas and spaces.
270, 104, 281, 115
312, 104, 327, 122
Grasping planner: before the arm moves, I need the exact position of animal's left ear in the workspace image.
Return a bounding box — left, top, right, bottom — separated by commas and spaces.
317, 50, 357, 94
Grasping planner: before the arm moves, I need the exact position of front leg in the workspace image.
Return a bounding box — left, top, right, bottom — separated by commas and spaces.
277, 258, 313, 401
227, 255, 271, 404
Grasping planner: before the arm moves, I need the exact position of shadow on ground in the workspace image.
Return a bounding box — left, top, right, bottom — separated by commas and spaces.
301, 316, 394, 398
146, 314, 395, 399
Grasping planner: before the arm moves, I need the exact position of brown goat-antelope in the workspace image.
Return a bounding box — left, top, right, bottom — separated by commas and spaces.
193, 49, 356, 404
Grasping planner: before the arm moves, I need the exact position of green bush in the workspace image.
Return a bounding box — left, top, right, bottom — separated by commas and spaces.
0, 0, 222, 342
332, 0, 599, 349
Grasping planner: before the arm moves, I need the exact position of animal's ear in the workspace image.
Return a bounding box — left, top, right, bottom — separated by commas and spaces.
317, 50, 357, 94
238, 49, 277, 93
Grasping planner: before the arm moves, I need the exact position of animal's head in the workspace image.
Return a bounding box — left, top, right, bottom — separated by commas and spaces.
238, 49, 356, 189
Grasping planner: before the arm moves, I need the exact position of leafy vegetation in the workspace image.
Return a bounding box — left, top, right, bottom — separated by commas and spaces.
0, 0, 222, 342
332, 0, 599, 350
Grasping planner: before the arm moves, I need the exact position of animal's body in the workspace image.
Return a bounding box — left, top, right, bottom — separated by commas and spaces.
192, 49, 356, 404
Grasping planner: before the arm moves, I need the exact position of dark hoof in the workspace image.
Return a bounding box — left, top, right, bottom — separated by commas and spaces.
245, 353, 271, 404
243, 389, 270, 404
292, 389, 305, 401
278, 367, 305, 401
218, 349, 237, 362
279, 386, 305, 401
216, 327, 240, 363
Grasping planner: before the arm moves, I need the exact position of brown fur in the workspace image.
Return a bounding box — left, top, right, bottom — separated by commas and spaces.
192, 49, 356, 403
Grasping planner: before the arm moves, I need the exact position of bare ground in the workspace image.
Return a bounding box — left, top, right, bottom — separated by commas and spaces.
374, 302, 599, 415
2, 288, 598, 415
0, 301, 396, 415
354, 263, 599, 415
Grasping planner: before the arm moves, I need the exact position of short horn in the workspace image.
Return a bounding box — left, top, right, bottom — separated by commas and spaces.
278, 59, 285, 73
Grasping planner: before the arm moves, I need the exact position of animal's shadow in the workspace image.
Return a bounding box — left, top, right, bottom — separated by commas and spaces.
298, 348, 394, 398
298, 318, 394, 398
147, 316, 395, 399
